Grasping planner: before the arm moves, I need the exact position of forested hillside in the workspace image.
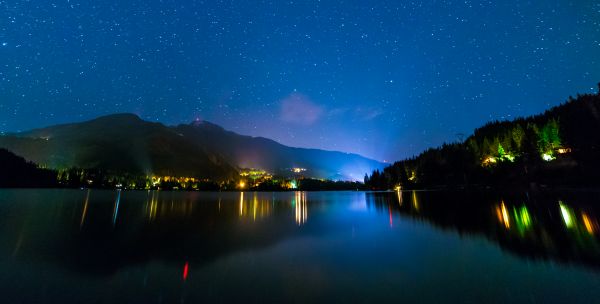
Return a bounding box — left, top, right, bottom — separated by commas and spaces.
366, 85, 600, 189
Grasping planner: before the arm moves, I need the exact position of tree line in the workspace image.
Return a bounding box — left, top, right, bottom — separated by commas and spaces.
0, 148, 364, 191
366, 84, 600, 190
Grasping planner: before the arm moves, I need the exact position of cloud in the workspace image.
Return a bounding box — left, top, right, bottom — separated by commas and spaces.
360, 108, 384, 121
279, 93, 324, 125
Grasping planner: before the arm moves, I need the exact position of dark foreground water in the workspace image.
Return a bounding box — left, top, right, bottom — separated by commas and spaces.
0, 189, 599, 303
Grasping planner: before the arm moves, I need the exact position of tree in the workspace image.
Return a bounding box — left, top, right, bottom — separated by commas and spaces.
537, 119, 561, 155
498, 143, 506, 157
511, 125, 525, 151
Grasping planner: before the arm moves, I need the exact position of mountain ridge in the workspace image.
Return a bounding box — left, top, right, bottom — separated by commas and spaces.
0, 113, 384, 180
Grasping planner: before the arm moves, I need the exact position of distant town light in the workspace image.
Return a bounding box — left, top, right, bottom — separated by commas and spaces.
292, 167, 306, 173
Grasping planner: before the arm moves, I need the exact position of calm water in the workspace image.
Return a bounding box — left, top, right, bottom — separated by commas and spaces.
1, 189, 599, 303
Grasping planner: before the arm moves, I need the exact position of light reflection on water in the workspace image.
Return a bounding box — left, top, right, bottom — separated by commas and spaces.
0, 189, 599, 303
368, 190, 600, 269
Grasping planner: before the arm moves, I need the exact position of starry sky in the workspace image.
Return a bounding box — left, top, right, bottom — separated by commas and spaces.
1, 1, 599, 162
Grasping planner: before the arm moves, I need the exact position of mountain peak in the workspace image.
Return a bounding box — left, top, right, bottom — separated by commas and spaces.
94, 113, 142, 122
190, 119, 225, 131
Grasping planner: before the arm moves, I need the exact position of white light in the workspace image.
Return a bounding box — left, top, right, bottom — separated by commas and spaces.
542, 153, 555, 161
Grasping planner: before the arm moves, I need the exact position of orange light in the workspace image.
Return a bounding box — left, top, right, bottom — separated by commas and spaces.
497, 202, 510, 229
582, 213, 596, 234
483, 156, 497, 165
495, 206, 503, 223
557, 148, 571, 154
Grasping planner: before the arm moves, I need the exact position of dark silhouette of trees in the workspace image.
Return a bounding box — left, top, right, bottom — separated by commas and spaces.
0, 149, 58, 187
367, 88, 600, 190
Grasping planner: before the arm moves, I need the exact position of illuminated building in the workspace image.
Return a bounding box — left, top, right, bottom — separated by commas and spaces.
557, 147, 571, 154
542, 153, 555, 162
482, 156, 497, 166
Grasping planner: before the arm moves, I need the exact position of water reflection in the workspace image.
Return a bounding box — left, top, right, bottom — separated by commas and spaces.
294, 191, 308, 225
112, 190, 121, 225
367, 190, 600, 269
496, 202, 532, 235
1, 189, 600, 303
146, 190, 159, 221
2, 190, 317, 276
238, 191, 275, 220
582, 212, 598, 234
80, 189, 90, 227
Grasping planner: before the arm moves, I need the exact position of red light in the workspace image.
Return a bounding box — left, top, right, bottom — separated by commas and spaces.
183, 262, 189, 281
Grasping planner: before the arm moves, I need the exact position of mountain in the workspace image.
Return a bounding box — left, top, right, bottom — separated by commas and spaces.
366, 87, 600, 189
0, 114, 383, 180
0, 114, 236, 179
174, 120, 383, 180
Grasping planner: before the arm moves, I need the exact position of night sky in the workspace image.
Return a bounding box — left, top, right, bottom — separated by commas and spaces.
1, 1, 599, 162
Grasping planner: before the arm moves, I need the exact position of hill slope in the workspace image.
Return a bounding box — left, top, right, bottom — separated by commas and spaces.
0, 114, 236, 179
174, 121, 383, 180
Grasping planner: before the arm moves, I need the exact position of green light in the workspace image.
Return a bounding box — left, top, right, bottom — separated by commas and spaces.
498, 143, 506, 157
520, 206, 531, 227
504, 154, 516, 162
512, 205, 532, 234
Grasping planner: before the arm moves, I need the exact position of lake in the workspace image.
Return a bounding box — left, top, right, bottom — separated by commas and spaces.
0, 189, 599, 303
